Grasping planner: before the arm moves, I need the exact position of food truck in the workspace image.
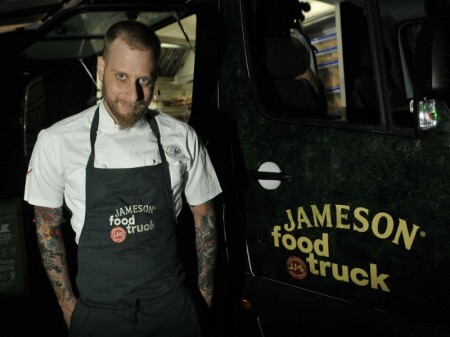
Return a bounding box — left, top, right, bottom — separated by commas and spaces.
0, 0, 449, 336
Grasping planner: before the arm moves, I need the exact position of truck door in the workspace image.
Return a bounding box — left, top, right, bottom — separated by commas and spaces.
224, 0, 450, 336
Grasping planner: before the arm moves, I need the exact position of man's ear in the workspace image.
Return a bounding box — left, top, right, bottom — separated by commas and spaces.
97, 55, 105, 79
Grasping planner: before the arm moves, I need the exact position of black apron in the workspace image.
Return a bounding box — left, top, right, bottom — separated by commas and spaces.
69, 109, 201, 337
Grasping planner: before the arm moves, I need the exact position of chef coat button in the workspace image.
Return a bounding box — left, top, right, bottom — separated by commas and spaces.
103, 164, 107, 168
152, 159, 156, 164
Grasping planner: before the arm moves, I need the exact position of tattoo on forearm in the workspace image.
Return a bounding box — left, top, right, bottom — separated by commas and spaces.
35, 206, 74, 303
194, 202, 218, 297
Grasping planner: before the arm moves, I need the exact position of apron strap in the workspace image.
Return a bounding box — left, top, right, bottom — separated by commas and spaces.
87, 107, 100, 168
146, 112, 172, 195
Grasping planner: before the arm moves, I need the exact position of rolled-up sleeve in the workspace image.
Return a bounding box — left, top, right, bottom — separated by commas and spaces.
183, 128, 222, 206
24, 129, 65, 208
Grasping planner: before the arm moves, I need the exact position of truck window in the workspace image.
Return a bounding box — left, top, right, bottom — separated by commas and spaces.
243, 0, 421, 132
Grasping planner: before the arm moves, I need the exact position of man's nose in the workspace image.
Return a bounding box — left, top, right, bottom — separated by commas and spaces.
125, 81, 144, 101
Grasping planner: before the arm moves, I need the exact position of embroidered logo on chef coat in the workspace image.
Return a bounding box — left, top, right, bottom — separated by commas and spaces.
166, 145, 186, 160
108, 204, 156, 243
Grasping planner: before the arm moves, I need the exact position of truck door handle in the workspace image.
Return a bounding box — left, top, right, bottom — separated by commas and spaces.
247, 162, 291, 190
247, 170, 291, 181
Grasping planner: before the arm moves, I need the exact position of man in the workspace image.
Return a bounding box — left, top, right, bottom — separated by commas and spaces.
24, 20, 222, 337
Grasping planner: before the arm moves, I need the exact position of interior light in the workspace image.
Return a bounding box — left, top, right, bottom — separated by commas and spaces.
161, 43, 182, 48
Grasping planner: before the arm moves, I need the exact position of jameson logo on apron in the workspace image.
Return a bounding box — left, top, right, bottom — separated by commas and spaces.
109, 204, 157, 243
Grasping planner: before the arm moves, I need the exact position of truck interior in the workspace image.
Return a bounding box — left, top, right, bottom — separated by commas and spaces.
242, 0, 437, 132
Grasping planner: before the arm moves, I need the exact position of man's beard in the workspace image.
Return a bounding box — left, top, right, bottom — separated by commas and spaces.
103, 84, 151, 130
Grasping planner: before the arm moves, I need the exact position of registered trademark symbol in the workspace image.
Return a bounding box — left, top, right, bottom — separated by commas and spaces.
420, 230, 426, 238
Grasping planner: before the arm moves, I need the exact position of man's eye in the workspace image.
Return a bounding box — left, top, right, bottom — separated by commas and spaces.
138, 78, 151, 87
117, 73, 126, 80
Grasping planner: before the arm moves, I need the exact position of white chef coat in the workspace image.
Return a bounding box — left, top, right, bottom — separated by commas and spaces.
24, 101, 222, 243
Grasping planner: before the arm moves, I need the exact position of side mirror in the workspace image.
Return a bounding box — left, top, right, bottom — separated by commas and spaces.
413, 6, 450, 146
415, 98, 450, 145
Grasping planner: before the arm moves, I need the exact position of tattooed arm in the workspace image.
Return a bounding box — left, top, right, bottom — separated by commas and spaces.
35, 206, 77, 327
191, 200, 218, 308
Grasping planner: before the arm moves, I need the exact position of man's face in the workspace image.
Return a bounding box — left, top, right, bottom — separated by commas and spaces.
97, 38, 155, 129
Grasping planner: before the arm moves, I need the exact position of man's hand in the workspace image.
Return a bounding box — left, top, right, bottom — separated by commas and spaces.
61, 297, 78, 327
200, 289, 213, 308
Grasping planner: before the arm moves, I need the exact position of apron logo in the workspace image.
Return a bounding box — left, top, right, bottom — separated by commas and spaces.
108, 205, 157, 243
166, 145, 185, 160
287, 256, 308, 280
110, 227, 127, 243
